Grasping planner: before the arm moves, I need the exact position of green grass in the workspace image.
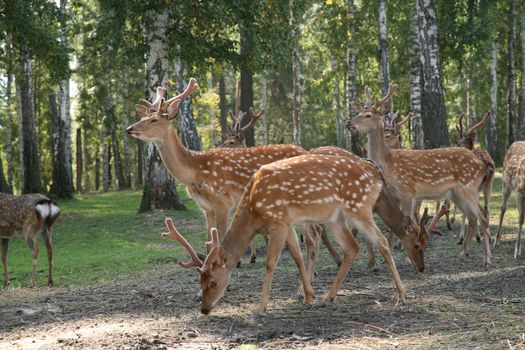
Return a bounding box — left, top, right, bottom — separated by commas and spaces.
3, 187, 211, 288
3, 171, 522, 289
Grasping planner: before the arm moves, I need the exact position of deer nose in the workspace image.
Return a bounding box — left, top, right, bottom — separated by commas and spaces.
201, 307, 210, 315
418, 266, 425, 273
125, 126, 134, 134
346, 120, 355, 131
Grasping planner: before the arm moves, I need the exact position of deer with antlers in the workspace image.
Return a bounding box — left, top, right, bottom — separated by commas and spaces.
426, 112, 495, 242
347, 84, 493, 265
218, 109, 342, 267
494, 141, 525, 258
163, 152, 419, 317
126, 79, 310, 254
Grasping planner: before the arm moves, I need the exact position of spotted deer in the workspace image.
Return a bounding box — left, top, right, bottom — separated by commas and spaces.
163, 153, 410, 317
427, 112, 495, 243
0, 193, 60, 287
494, 141, 525, 258
347, 84, 493, 265
218, 109, 342, 266
126, 79, 311, 255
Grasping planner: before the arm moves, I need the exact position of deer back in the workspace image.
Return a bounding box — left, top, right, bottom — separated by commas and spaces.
502, 141, 525, 190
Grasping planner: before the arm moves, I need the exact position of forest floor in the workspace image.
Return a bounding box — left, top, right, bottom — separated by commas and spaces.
1, 187, 525, 350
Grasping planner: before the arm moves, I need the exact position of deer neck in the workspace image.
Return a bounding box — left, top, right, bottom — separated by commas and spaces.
367, 121, 390, 170
154, 126, 197, 185
374, 189, 406, 240
221, 204, 260, 271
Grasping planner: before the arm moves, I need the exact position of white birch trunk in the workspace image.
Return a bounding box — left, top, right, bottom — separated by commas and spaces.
488, 42, 498, 160
378, 0, 390, 97
508, 0, 518, 146
409, 9, 423, 149
290, 0, 302, 146
261, 74, 269, 145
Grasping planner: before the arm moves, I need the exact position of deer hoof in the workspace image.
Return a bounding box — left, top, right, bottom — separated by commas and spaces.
457, 238, 464, 245
250, 256, 256, 264
251, 311, 264, 322
395, 298, 407, 307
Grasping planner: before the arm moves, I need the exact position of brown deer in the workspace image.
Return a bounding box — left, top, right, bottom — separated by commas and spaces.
218, 109, 342, 266
0, 193, 61, 287
494, 141, 525, 258
347, 84, 493, 265
126, 79, 308, 251
163, 153, 410, 317
427, 112, 495, 243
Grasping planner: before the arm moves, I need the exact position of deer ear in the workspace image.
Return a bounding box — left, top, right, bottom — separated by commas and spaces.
401, 216, 415, 232
218, 247, 228, 267
351, 101, 363, 114
135, 104, 148, 119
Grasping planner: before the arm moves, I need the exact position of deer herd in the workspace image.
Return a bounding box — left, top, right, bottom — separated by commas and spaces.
2, 78, 525, 320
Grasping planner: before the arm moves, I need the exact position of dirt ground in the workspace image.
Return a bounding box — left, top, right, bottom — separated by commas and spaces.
1, 223, 525, 350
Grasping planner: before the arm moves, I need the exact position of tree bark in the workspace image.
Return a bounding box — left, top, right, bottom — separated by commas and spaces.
4, 58, 14, 191
508, 0, 518, 146
488, 42, 499, 164
49, 94, 74, 198
140, 8, 184, 211
121, 68, 132, 188
261, 73, 269, 145
409, 8, 423, 149
378, 0, 390, 97
76, 128, 83, 193
218, 75, 229, 141
417, 0, 449, 148
240, 26, 255, 147
174, 54, 201, 151
0, 154, 10, 194
101, 130, 111, 192
519, 0, 525, 140
290, 0, 302, 146
16, 45, 42, 193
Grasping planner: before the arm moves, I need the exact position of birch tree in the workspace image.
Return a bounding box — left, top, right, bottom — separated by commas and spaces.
378, 0, 390, 97
409, 8, 423, 149
507, 0, 518, 146
488, 42, 499, 162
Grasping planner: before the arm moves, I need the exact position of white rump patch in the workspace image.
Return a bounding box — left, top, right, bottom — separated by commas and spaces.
35, 203, 50, 219
50, 203, 61, 217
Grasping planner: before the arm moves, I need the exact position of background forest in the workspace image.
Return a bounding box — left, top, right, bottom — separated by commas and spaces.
0, 0, 524, 208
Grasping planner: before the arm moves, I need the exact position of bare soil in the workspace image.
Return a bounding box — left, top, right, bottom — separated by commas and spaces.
1, 225, 525, 350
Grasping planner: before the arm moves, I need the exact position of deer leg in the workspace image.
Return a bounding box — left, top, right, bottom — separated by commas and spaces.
458, 214, 466, 245
295, 224, 319, 299
321, 222, 360, 304
319, 224, 342, 267
42, 227, 53, 287
451, 203, 457, 224
285, 227, 314, 306
495, 184, 512, 248
1, 239, 9, 288
514, 192, 524, 259
203, 211, 215, 253
444, 200, 453, 230
427, 204, 449, 235
357, 218, 406, 305
254, 225, 289, 317
26, 238, 39, 288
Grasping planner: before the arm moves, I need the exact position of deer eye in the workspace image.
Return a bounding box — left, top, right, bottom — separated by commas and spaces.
209, 281, 217, 289
150, 118, 159, 123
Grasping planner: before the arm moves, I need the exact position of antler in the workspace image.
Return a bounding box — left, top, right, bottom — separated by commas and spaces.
398, 112, 412, 128
467, 112, 491, 136
375, 83, 398, 109
205, 228, 221, 250
162, 218, 203, 269
419, 207, 433, 232
161, 78, 199, 112
229, 111, 248, 133
138, 86, 166, 112
364, 86, 372, 107
456, 113, 465, 138
241, 107, 266, 133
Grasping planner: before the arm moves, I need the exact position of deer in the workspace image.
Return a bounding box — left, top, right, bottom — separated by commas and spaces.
126, 79, 310, 255
426, 112, 495, 243
162, 153, 413, 318
218, 109, 343, 267
347, 83, 494, 265
494, 141, 525, 258
0, 193, 61, 288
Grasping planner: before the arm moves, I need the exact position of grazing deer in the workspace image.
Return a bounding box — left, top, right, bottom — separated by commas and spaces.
494, 141, 525, 258
163, 153, 409, 317
0, 193, 60, 287
126, 79, 308, 252
347, 84, 493, 265
218, 109, 342, 266
427, 112, 495, 243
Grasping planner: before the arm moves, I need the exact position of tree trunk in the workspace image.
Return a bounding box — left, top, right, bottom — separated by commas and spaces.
174, 54, 201, 151
0, 154, 10, 194
121, 68, 132, 188
240, 26, 255, 147
290, 0, 302, 146
58, 0, 73, 193
417, 0, 448, 148
508, 0, 518, 146
82, 126, 91, 193
95, 147, 100, 191
488, 42, 500, 164
101, 130, 111, 192
409, 8, 423, 149
4, 59, 14, 191
218, 75, 229, 141
49, 94, 74, 198
519, 0, 525, 140
378, 0, 390, 97
16, 45, 42, 194
76, 128, 83, 193
140, 8, 184, 211
261, 73, 269, 145
335, 80, 346, 148
345, 0, 364, 155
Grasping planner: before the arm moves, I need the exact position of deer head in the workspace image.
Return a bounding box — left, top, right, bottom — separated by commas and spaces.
126, 78, 198, 141
219, 107, 265, 148
456, 112, 490, 150
347, 84, 399, 133
384, 112, 412, 149
162, 219, 230, 315
402, 207, 431, 262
